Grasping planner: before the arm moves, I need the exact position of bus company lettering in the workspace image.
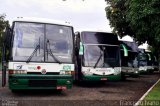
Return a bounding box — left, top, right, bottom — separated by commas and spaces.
63, 65, 71, 70
96, 69, 112, 72
28, 66, 37, 70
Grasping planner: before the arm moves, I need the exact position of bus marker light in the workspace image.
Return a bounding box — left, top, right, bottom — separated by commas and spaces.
37, 66, 41, 70
9, 70, 14, 74
62, 86, 66, 90
56, 86, 66, 90
101, 78, 107, 80
57, 86, 61, 90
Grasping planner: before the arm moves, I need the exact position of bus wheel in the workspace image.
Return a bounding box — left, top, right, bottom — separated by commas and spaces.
56, 89, 62, 93
11, 90, 18, 93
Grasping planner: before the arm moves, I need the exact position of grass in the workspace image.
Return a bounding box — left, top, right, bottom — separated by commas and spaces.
138, 80, 160, 106
144, 80, 160, 100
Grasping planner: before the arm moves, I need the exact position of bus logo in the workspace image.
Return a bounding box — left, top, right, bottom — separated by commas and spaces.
16, 65, 23, 69
41, 69, 47, 74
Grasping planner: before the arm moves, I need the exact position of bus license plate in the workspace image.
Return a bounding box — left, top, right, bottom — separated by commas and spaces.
101, 78, 107, 80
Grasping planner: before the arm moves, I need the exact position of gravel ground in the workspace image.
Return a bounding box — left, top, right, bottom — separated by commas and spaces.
0, 72, 159, 106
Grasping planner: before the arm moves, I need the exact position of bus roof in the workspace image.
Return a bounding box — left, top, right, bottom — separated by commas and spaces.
119, 40, 139, 52
78, 31, 119, 45
76, 30, 111, 33
12, 17, 72, 27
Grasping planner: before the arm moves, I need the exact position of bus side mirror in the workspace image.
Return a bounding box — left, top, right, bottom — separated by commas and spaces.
79, 42, 83, 55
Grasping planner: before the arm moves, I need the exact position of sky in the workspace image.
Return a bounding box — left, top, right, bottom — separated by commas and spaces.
0, 0, 112, 32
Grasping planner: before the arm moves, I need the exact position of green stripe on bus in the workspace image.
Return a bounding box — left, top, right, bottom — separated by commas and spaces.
147, 53, 151, 61
120, 44, 128, 57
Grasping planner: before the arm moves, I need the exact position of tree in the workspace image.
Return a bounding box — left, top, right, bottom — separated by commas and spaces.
105, 0, 160, 59
0, 14, 9, 36
0, 14, 9, 44
126, 0, 160, 58
105, 0, 134, 37
0, 14, 9, 61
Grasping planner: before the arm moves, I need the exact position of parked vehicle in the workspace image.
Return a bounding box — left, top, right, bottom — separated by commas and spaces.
138, 49, 156, 74
74, 31, 121, 82
2, 17, 75, 91
119, 40, 139, 79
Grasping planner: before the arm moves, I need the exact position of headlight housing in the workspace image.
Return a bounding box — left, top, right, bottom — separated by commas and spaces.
9, 70, 27, 74
60, 70, 74, 75
82, 68, 93, 75
114, 67, 121, 75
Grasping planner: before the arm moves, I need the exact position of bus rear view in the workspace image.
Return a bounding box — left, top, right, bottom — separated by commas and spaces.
2, 17, 75, 91
75, 31, 121, 82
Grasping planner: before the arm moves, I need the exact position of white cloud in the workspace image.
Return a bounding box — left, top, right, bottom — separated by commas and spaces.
0, 0, 111, 32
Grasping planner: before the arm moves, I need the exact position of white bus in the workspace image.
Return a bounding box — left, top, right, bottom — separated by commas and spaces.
119, 40, 139, 79
74, 31, 121, 82
2, 17, 75, 91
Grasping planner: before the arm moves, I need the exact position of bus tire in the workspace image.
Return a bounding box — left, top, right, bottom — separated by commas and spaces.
11, 90, 18, 93
56, 89, 62, 93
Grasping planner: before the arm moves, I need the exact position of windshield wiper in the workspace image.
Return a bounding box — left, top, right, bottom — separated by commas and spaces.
94, 52, 103, 68
47, 39, 61, 64
26, 44, 40, 63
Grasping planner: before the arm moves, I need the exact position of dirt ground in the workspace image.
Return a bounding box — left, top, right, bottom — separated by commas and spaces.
0, 72, 159, 106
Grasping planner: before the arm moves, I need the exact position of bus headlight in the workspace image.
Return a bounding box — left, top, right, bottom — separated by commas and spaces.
82, 69, 93, 75
60, 71, 65, 75
10, 70, 27, 74
114, 67, 121, 75
135, 71, 138, 74
60, 70, 74, 75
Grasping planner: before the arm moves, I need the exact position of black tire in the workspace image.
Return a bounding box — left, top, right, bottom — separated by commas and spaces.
11, 90, 18, 93
56, 89, 62, 93
132, 74, 139, 78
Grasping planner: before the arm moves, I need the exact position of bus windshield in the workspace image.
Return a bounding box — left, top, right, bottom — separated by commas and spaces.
12, 22, 73, 63
138, 53, 147, 61
137, 53, 147, 66
84, 45, 120, 68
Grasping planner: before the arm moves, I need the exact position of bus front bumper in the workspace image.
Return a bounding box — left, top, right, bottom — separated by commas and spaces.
139, 67, 154, 74
82, 74, 121, 81
9, 74, 73, 90
122, 72, 139, 78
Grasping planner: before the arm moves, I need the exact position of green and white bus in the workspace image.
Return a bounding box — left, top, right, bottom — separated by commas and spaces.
2, 17, 75, 91
138, 49, 155, 73
137, 50, 148, 73
119, 40, 139, 79
74, 31, 121, 82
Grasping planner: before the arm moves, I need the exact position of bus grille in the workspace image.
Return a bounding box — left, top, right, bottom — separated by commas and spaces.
28, 80, 57, 87
27, 72, 60, 75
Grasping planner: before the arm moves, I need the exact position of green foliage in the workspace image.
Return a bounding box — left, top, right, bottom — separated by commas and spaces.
144, 80, 160, 100
0, 14, 9, 35
105, 0, 160, 59
0, 14, 9, 60
105, 0, 134, 37
126, 0, 160, 45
